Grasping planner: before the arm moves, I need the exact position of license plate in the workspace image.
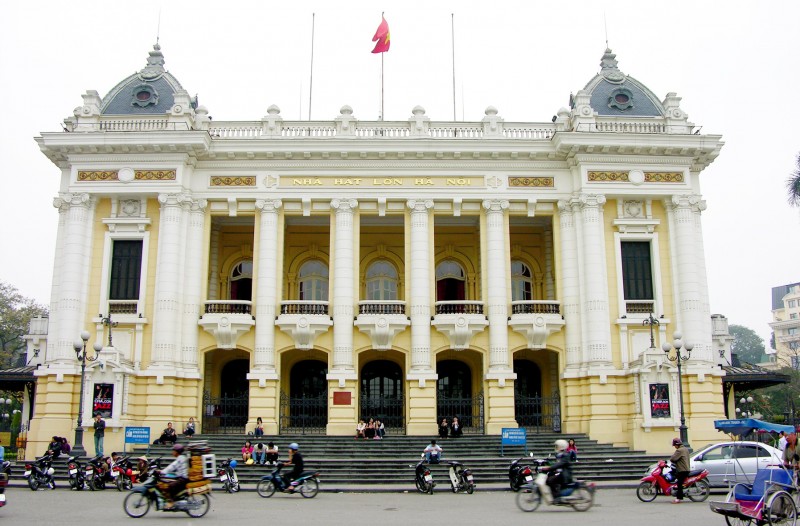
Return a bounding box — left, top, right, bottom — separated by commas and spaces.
467, 475, 474, 482
424, 474, 433, 482
0, 494, 5, 503
86, 468, 93, 473
525, 475, 533, 482
24, 470, 31, 477
110, 471, 118, 478
69, 469, 77, 475
220, 474, 228, 481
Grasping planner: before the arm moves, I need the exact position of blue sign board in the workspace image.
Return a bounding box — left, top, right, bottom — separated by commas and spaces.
500, 428, 527, 456
125, 426, 151, 445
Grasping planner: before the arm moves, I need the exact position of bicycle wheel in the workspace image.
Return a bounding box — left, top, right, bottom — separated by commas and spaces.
300, 478, 319, 499
687, 479, 710, 502
725, 517, 753, 526
123, 492, 151, 518
516, 486, 541, 512
570, 486, 594, 512
636, 481, 658, 502
766, 491, 797, 526
185, 494, 210, 518
257, 479, 277, 498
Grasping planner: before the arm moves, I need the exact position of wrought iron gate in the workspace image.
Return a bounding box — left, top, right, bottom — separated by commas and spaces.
437, 391, 484, 434
515, 393, 561, 433
202, 392, 249, 434
360, 395, 405, 434
279, 392, 327, 435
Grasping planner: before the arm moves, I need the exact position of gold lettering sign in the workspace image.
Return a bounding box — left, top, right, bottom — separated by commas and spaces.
210, 176, 256, 187
280, 176, 481, 188
508, 177, 554, 187
135, 170, 176, 180
587, 171, 628, 182
78, 171, 118, 181
644, 172, 683, 183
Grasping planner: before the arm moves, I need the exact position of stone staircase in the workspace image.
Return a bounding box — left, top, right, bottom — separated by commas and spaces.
7, 433, 661, 489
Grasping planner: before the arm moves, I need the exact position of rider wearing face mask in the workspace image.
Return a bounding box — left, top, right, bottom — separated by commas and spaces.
541, 439, 573, 503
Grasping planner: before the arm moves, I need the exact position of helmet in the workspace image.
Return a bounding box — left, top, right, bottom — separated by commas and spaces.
672, 438, 682, 447
229, 459, 238, 469
288, 442, 299, 451
172, 444, 185, 453
554, 439, 568, 452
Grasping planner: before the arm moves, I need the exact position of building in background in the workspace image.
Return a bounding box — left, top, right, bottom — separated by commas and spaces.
21, 45, 727, 454
769, 282, 800, 368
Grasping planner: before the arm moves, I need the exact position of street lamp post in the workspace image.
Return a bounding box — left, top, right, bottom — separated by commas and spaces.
72, 331, 100, 457
662, 331, 693, 448
736, 395, 755, 419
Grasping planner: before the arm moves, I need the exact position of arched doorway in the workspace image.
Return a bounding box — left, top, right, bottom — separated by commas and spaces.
437, 359, 483, 433
280, 359, 328, 434
360, 360, 404, 434
514, 358, 560, 432
202, 357, 250, 434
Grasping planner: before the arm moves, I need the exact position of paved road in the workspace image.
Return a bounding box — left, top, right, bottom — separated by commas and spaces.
2, 486, 724, 525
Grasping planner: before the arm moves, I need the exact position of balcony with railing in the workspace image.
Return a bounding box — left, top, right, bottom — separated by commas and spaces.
508, 300, 565, 350
355, 301, 409, 351
199, 300, 254, 350
431, 301, 488, 350
276, 301, 332, 350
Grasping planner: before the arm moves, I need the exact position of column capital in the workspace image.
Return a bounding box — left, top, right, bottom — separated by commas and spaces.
53, 192, 93, 211
157, 193, 192, 208
482, 199, 509, 212
255, 198, 283, 212
331, 198, 358, 212
577, 193, 607, 209
407, 199, 433, 212
187, 196, 207, 213
668, 194, 706, 212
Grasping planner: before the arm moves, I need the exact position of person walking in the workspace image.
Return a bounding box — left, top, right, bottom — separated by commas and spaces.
669, 437, 690, 504
93, 413, 106, 456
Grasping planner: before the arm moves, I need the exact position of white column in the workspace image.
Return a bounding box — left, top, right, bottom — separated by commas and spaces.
544, 225, 555, 300
577, 194, 612, 365
180, 197, 207, 371
49, 193, 95, 363
208, 225, 220, 300
253, 199, 282, 372
330, 199, 358, 371
151, 193, 188, 367
667, 194, 712, 362
407, 199, 434, 372
483, 199, 510, 370
557, 199, 582, 367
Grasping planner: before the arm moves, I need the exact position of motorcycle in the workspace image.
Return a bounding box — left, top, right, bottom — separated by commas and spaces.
0, 460, 11, 506
636, 459, 710, 502
67, 455, 87, 490
256, 463, 320, 498
122, 470, 211, 518
24, 454, 56, 491
447, 461, 475, 494
86, 454, 113, 491
509, 457, 534, 492
113, 456, 139, 492
218, 458, 240, 493
516, 458, 595, 512
413, 456, 435, 495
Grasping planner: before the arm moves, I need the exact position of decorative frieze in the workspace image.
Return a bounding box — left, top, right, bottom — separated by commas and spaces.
587, 170, 684, 183
644, 172, 683, 183
135, 170, 176, 180
587, 171, 628, 182
508, 176, 554, 187
78, 170, 118, 181
210, 176, 256, 187
77, 169, 177, 181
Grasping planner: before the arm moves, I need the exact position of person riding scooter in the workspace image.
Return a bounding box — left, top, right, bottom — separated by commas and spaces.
159, 444, 189, 509
541, 439, 573, 503
281, 443, 304, 492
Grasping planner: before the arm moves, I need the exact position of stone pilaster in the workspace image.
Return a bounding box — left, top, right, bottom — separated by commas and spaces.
407, 199, 435, 374
180, 197, 207, 373
557, 199, 582, 368
329, 198, 358, 374
483, 199, 511, 371
252, 199, 282, 375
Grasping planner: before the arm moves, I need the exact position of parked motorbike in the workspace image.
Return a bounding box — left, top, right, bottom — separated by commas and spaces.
0, 460, 11, 506
113, 456, 140, 492
509, 457, 534, 492
636, 459, 710, 502
256, 463, 320, 498
67, 455, 87, 490
122, 470, 211, 518
218, 458, 240, 493
24, 454, 56, 491
86, 454, 113, 491
412, 456, 435, 495
516, 458, 595, 512
447, 461, 475, 494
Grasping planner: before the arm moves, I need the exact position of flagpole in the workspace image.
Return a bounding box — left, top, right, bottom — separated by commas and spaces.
309, 12, 315, 120
451, 13, 456, 121
380, 11, 385, 121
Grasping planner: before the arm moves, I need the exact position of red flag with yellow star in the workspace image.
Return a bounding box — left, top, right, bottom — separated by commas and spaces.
371, 15, 390, 53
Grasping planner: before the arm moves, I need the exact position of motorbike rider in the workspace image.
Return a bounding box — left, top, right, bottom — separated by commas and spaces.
669, 437, 690, 504
541, 439, 573, 503
282, 443, 304, 492
159, 444, 189, 509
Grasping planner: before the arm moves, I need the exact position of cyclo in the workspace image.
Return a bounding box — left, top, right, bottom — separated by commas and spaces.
123, 441, 215, 519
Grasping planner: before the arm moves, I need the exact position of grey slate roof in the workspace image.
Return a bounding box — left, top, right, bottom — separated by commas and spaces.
772, 283, 800, 310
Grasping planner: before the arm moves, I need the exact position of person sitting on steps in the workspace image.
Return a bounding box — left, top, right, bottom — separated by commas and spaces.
424, 439, 443, 463
157, 422, 177, 445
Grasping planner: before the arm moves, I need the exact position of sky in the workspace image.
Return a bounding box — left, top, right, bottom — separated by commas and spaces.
1, 0, 799, 349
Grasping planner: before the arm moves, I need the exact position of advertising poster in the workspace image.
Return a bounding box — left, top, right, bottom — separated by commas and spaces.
649, 383, 671, 418
93, 383, 113, 418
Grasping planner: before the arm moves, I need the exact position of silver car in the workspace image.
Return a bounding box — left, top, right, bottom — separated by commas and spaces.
690, 441, 783, 487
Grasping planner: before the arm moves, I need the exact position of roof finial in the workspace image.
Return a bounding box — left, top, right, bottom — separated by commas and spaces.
599, 48, 625, 83
140, 44, 166, 80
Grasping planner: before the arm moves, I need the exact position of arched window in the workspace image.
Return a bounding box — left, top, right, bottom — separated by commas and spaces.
437, 360, 472, 398
366, 260, 399, 300
299, 260, 329, 301
436, 260, 465, 301
230, 260, 253, 301
511, 260, 533, 301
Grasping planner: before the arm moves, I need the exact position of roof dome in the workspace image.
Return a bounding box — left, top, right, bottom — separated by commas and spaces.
577, 48, 664, 117
100, 44, 194, 115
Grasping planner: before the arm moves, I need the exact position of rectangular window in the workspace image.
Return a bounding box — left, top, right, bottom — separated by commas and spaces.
789, 300, 797, 308
792, 313, 798, 320
621, 241, 653, 300
109, 240, 143, 300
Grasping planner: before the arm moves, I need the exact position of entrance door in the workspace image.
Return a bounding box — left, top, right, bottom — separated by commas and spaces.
514, 359, 560, 432
360, 360, 404, 434
280, 360, 328, 434
437, 360, 483, 434
202, 359, 249, 434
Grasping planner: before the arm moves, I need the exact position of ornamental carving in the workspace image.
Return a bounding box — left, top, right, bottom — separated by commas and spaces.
135, 170, 176, 180
508, 177, 554, 187
587, 171, 628, 182
78, 170, 118, 181
210, 176, 256, 187
644, 172, 683, 183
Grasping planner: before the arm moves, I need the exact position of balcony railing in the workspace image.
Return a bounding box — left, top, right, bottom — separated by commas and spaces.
434, 301, 484, 315
204, 301, 253, 315
280, 301, 330, 316
358, 301, 406, 315
510, 301, 561, 315
624, 300, 655, 314
108, 300, 139, 315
